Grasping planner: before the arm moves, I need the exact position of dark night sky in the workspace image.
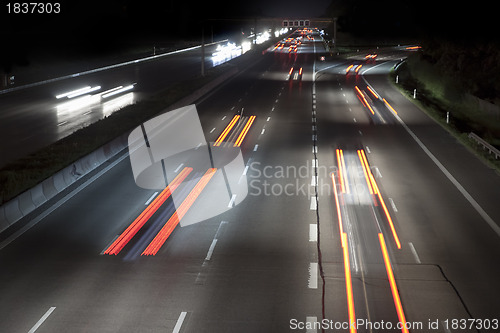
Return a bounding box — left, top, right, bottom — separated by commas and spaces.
0, 0, 497, 71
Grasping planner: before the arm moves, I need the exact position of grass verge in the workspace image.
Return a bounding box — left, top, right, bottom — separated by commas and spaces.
391, 61, 500, 173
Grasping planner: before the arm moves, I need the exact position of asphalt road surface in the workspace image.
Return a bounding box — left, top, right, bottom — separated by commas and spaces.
0, 31, 499, 333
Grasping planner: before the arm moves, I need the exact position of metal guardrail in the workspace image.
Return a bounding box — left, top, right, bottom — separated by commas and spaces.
468, 132, 500, 159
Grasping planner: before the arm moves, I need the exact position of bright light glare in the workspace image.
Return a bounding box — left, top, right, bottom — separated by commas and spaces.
212, 42, 242, 66
56, 94, 100, 114
56, 86, 91, 99
102, 84, 135, 98
255, 31, 270, 45
102, 92, 135, 116
66, 85, 101, 99
242, 41, 251, 54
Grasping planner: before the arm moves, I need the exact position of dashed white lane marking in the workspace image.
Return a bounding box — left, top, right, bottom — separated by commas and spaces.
210, 127, 216, 133
261, 128, 265, 135
310, 197, 317, 210
230, 106, 235, 111
253, 144, 259, 151
308, 262, 318, 289
242, 165, 249, 176
365, 146, 371, 154
312, 159, 318, 168
205, 239, 218, 261
145, 192, 159, 205
309, 224, 318, 242
228, 194, 237, 208
408, 242, 421, 264
306, 316, 318, 333
353, 118, 357, 123
172, 312, 188, 333
271, 106, 275, 112
221, 115, 226, 120
266, 117, 271, 122
440, 320, 452, 333
312, 146, 318, 153
28, 307, 56, 333
389, 198, 398, 212
174, 163, 184, 173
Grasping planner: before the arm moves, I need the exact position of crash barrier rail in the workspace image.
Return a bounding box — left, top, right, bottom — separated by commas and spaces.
468, 132, 500, 159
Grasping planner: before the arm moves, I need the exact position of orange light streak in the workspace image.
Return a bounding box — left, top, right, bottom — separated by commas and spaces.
383, 98, 398, 115
360, 150, 401, 249
378, 233, 409, 333
357, 150, 374, 195
366, 86, 379, 99
355, 86, 375, 115
299, 67, 303, 75
342, 233, 357, 333
234, 115, 256, 147
104, 167, 192, 255
336, 149, 346, 193
331, 173, 344, 236
358, 150, 378, 195
355, 64, 362, 73
289, 67, 294, 75
346, 64, 354, 73
339, 149, 350, 194
214, 115, 240, 146
142, 168, 217, 256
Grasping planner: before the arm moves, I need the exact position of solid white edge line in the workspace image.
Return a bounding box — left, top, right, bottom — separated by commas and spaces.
172, 311, 188, 333
394, 112, 500, 238
0, 152, 129, 251
100, 234, 120, 255
308, 262, 318, 289
145, 192, 159, 205
28, 307, 56, 333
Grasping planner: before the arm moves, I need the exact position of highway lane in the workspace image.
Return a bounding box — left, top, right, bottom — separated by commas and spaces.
0, 41, 227, 167
0, 31, 325, 332
315, 52, 500, 332
358, 61, 500, 321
